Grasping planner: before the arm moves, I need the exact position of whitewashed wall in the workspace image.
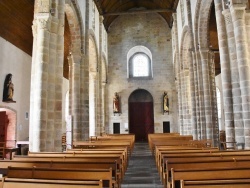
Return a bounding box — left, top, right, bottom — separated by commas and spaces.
0, 37, 31, 141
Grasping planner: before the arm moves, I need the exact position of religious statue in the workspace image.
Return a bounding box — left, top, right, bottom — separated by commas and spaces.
163, 91, 169, 114
113, 92, 120, 113
2, 73, 15, 102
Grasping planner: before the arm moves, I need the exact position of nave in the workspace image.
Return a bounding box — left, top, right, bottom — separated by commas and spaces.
121, 142, 163, 188
2, 133, 250, 188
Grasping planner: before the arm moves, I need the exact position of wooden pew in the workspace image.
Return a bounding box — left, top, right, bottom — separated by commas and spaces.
7, 166, 114, 188
165, 158, 250, 188
158, 150, 250, 185
14, 156, 124, 176
158, 150, 250, 175
171, 167, 250, 188
26, 152, 127, 175
73, 141, 132, 154
1, 178, 103, 188
156, 147, 219, 171
0, 160, 120, 185
96, 134, 135, 150
149, 136, 194, 153
28, 150, 128, 170
180, 179, 250, 188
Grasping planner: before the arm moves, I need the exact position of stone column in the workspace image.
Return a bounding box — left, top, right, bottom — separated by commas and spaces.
186, 0, 198, 139
208, 51, 219, 145
194, 51, 206, 139
54, 0, 65, 151
29, 13, 51, 151
246, 11, 250, 80
214, 0, 234, 145
222, 8, 239, 145
69, 53, 82, 141
200, 50, 212, 140
101, 82, 106, 134
172, 13, 183, 133
230, 3, 250, 148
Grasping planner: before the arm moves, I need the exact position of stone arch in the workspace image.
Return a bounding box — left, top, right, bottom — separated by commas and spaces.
127, 45, 153, 78
196, 0, 214, 49
0, 106, 17, 148
65, 0, 84, 54
179, 26, 193, 135
89, 32, 99, 73
180, 26, 192, 69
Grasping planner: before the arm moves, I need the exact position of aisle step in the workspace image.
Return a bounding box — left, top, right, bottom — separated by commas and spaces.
121, 142, 163, 188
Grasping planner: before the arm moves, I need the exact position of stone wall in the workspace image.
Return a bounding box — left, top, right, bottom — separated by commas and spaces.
107, 13, 178, 134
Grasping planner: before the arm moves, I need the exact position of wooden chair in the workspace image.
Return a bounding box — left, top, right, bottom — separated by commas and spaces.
0, 142, 5, 159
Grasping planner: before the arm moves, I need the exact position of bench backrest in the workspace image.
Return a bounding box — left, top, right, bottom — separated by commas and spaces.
1, 178, 103, 188
7, 167, 113, 188
171, 167, 250, 188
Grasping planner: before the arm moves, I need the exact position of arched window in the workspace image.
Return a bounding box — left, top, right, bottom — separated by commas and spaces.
127, 46, 153, 79
132, 53, 149, 77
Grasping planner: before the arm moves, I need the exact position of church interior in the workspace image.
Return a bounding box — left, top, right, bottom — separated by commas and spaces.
1, 0, 250, 187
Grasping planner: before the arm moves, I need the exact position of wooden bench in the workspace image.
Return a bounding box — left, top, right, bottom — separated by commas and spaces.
180, 179, 250, 188
171, 167, 250, 188
158, 150, 250, 184
0, 160, 120, 185
7, 166, 114, 188
156, 147, 219, 171
148, 135, 193, 153
165, 158, 250, 188
73, 141, 132, 155
1, 177, 103, 188
25, 152, 127, 175
13, 155, 125, 182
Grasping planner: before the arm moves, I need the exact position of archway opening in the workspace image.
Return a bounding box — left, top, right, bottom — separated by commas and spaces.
128, 89, 154, 142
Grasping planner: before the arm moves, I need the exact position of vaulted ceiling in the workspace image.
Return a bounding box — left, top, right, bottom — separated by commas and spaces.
0, 0, 222, 78
94, 0, 179, 30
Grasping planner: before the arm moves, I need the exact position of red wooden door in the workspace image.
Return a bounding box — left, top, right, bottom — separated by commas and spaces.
0, 111, 7, 143
129, 102, 154, 141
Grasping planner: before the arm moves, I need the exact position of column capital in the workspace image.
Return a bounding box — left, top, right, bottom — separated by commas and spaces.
34, 13, 52, 30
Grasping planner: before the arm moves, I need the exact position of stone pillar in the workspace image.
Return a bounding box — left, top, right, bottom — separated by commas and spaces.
214, 0, 234, 145
172, 13, 183, 133
221, 8, 239, 145
194, 51, 206, 139
246, 11, 250, 82
69, 53, 82, 141
29, 13, 51, 152
186, 0, 198, 139
208, 51, 219, 145
89, 72, 97, 136
81, 0, 90, 140
230, 3, 250, 148
199, 50, 212, 140
54, 0, 65, 151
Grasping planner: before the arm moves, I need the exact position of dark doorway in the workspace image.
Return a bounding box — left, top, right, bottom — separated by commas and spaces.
113, 123, 120, 134
163, 121, 170, 133
0, 111, 8, 143
129, 89, 154, 141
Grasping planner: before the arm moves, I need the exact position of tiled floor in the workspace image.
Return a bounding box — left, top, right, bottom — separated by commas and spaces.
121, 142, 163, 188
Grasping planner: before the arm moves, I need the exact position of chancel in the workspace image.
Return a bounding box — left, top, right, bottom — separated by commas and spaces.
1, 0, 250, 187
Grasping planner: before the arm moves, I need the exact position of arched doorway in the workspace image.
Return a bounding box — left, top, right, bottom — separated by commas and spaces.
129, 89, 154, 141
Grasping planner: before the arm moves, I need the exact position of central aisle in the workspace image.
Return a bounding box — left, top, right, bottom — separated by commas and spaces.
121, 142, 163, 188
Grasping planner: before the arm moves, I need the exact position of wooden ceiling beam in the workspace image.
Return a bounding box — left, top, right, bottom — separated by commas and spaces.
102, 8, 175, 16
